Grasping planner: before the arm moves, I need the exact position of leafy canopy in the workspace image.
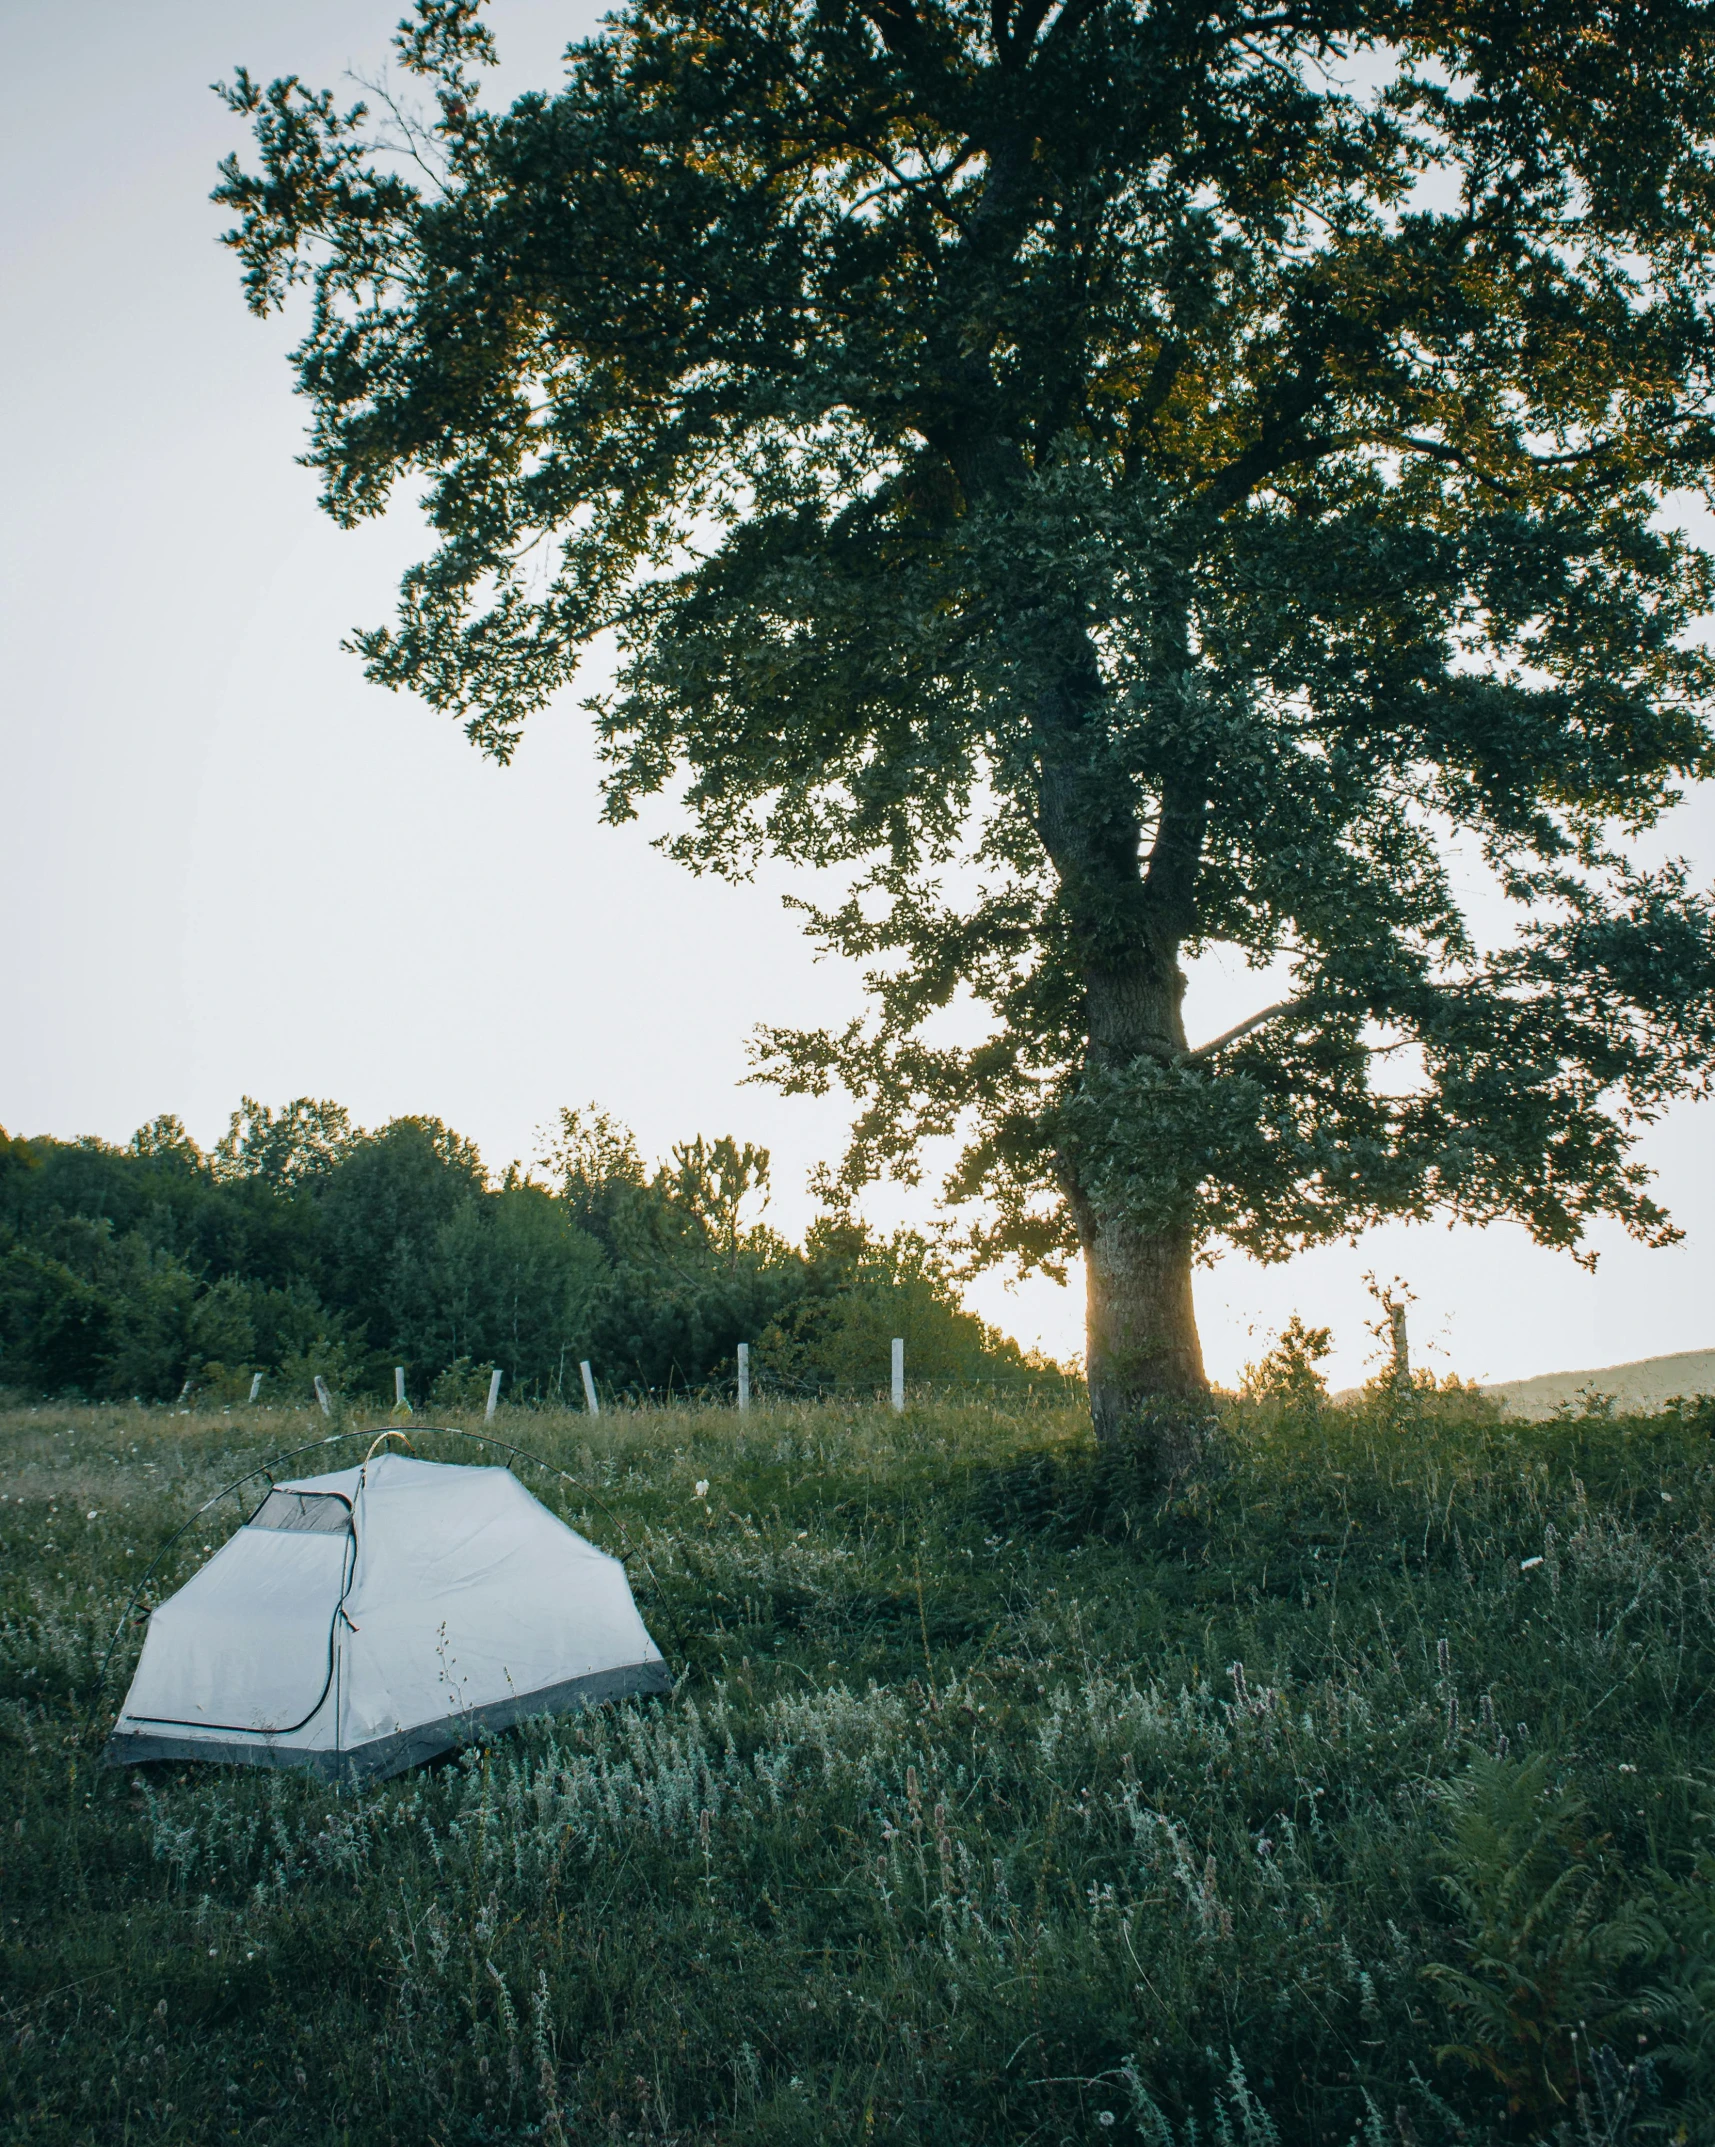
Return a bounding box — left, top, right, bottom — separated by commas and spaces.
217, 0, 1715, 1276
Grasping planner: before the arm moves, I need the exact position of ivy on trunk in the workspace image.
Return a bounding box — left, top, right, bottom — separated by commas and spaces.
218, 0, 1715, 1468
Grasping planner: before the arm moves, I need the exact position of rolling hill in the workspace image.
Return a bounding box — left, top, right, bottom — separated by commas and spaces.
1480, 1346, 1715, 1418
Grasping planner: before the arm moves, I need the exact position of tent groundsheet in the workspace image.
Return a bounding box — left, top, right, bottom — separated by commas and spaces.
104, 1453, 670, 1784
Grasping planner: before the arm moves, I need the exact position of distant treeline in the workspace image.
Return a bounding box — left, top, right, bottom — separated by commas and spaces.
0, 1101, 1058, 1407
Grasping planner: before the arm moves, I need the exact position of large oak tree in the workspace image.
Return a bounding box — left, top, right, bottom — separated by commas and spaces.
220, 0, 1715, 1470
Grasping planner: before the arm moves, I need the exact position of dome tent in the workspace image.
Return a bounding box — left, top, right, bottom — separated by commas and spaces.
104, 1448, 670, 1785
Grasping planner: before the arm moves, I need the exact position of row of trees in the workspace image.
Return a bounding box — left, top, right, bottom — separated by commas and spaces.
0, 1100, 1046, 1405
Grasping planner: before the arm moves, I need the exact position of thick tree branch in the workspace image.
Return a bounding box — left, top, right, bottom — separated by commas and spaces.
1128, 999, 1300, 1065
1139, 768, 1208, 945
855, 0, 931, 63
1182, 999, 1299, 1062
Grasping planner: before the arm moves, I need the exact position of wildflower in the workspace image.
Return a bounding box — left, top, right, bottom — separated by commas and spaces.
695, 1481, 709, 1499
1098, 2114, 1116, 2128
86, 1510, 99, 1520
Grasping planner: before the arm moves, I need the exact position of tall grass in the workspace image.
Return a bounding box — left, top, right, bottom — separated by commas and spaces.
1, 1389, 1711, 2143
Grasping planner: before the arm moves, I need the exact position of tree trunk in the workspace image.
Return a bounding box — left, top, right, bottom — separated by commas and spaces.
1083, 1213, 1206, 1422
1068, 957, 1214, 1477
1029, 667, 1215, 1469
1081, 1211, 1209, 1471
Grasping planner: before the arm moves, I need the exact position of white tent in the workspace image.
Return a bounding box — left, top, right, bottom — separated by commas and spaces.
105, 1452, 670, 1784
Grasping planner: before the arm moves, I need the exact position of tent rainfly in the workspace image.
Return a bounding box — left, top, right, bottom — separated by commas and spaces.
104, 1452, 670, 1784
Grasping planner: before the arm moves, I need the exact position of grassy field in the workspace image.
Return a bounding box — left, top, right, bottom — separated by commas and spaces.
2, 1389, 1713, 2146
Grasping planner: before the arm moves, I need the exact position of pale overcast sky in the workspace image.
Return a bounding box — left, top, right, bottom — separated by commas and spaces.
5, 1, 1715, 1390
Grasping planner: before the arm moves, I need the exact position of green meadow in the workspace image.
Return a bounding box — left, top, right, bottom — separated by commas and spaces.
2, 1390, 1712, 2145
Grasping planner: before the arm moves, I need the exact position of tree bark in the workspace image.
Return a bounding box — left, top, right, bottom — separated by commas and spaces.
1030, 666, 1215, 1464
1081, 1210, 1208, 1445
1068, 953, 1213, 1476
